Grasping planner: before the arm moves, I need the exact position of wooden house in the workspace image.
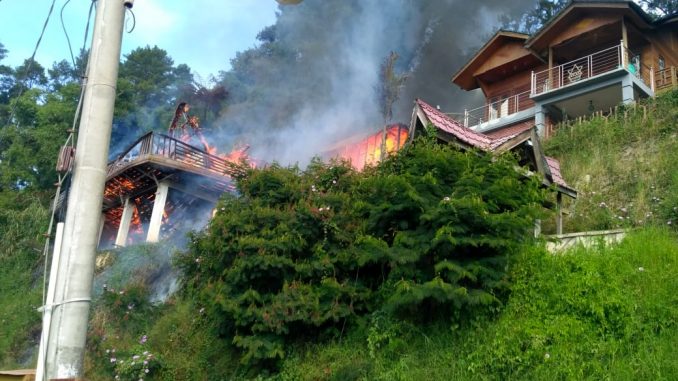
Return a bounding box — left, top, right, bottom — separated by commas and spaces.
409, 99, 576, 234
451, 0, 678, 137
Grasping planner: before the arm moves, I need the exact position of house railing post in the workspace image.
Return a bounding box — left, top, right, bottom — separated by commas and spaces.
672, 67, 677, 90
464, 109, 469, 127
531, 71, 535, 95
620, 40, 626, 68
650, 65, 655, 95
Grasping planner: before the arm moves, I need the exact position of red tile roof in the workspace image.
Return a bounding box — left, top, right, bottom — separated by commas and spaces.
415, 99, 529, 151
545, 156, 571, 189
485, 122, 534, 139
416, 99, 493, 150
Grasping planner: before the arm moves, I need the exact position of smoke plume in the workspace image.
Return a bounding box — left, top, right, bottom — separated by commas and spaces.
209, 0, 536, 165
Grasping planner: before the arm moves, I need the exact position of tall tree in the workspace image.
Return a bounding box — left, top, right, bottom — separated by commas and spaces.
376, 51, 409, 123
119, 46, 175, 107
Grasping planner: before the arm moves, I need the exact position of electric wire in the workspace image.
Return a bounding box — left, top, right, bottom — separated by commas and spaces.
60, 0, 76, 68
5, 0, 58, 126
125, 6, 136, 33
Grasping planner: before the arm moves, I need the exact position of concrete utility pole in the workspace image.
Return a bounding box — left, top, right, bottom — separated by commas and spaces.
39, 0, 128, 379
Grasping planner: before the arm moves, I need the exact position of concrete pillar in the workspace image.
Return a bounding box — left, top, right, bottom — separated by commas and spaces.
44, 0, 127, 378
147, 182, 170, 243
622, 75, 635, 104
535, 104, 546, 137
115, 198, 134, 247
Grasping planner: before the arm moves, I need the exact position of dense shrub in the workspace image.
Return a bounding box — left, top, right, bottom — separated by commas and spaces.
178, 136, 545, 366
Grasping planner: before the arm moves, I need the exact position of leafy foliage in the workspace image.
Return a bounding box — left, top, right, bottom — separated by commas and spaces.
274, 228, 678, 381
178, 136, 544, 366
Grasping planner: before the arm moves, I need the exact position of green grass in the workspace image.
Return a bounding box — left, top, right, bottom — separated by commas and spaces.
544, 90, 678, 233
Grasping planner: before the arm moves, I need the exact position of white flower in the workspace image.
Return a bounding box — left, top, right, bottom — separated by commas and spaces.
443, 196, 450, 202
544, 353, 550, 359
638, 267, 645, 272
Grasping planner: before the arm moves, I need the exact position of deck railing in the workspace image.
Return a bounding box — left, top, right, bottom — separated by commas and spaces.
107, 132, 244, 177
532, 42, 655, 96
532, 44, 623, 96
459, 89, 534, 128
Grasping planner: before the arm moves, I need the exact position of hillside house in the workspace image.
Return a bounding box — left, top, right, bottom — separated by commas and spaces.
451, 0, 678, 137
409, 99, 576, 234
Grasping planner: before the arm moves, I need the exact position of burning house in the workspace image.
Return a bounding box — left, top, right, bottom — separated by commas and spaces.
97, 131, 248, 248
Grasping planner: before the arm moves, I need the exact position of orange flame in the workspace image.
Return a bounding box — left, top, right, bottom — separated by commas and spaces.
331, 124, 409, 171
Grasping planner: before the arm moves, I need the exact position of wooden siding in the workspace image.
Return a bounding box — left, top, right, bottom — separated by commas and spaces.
474, 41, 533, 76
547, 14, 620, 49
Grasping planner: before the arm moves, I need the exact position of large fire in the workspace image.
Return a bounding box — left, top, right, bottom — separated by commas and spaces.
101, 105, 411, 248
326, 124, 409, 171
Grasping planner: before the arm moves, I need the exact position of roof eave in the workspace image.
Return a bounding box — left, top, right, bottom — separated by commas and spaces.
451, 30, 530, 90
525, 1, 657, 52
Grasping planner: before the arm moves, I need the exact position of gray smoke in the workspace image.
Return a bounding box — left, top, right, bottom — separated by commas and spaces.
210, 0, 536, 165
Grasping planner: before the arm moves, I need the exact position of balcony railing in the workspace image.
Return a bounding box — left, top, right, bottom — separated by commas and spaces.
655, 67, 677, 92
531, 42, 655, 96
107, 132, 244, 178
459, 89, 534, 128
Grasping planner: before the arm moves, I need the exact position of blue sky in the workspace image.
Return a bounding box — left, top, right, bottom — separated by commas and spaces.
0, 0, 279, 79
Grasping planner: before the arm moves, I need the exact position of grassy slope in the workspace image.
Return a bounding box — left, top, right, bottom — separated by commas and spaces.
543, 90, 678, 233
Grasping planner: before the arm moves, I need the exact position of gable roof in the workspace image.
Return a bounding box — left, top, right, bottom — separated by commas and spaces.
413, 99, 534, 151
525, 0, 657, 54
411, 99, 577, 198
451, 30, 533, 91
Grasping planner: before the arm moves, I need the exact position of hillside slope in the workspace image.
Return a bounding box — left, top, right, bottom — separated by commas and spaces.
2, 91, 677, 380
543, 90, 678, 233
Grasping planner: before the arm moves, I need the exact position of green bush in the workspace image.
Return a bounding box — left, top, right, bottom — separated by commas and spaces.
178, 136, 545, 367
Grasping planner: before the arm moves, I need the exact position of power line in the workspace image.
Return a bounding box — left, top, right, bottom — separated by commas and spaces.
5, 0, 58, 126
61, 0, 76, 68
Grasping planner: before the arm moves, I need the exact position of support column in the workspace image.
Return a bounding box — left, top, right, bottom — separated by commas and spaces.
147, 182, 169, 243
556, 192, 563, 235
621, 75, 635, 104
115, 198, 134, 247
535, 104, 546, 137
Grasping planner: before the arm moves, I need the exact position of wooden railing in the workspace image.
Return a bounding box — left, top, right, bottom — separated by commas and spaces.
107, 132, 245, 178
655, 67, 677, 93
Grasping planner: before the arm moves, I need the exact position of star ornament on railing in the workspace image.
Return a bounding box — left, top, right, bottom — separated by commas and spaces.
568, 64, 583, 83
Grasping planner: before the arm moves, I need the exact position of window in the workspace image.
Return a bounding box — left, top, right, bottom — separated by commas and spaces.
658, 56, 665, 71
